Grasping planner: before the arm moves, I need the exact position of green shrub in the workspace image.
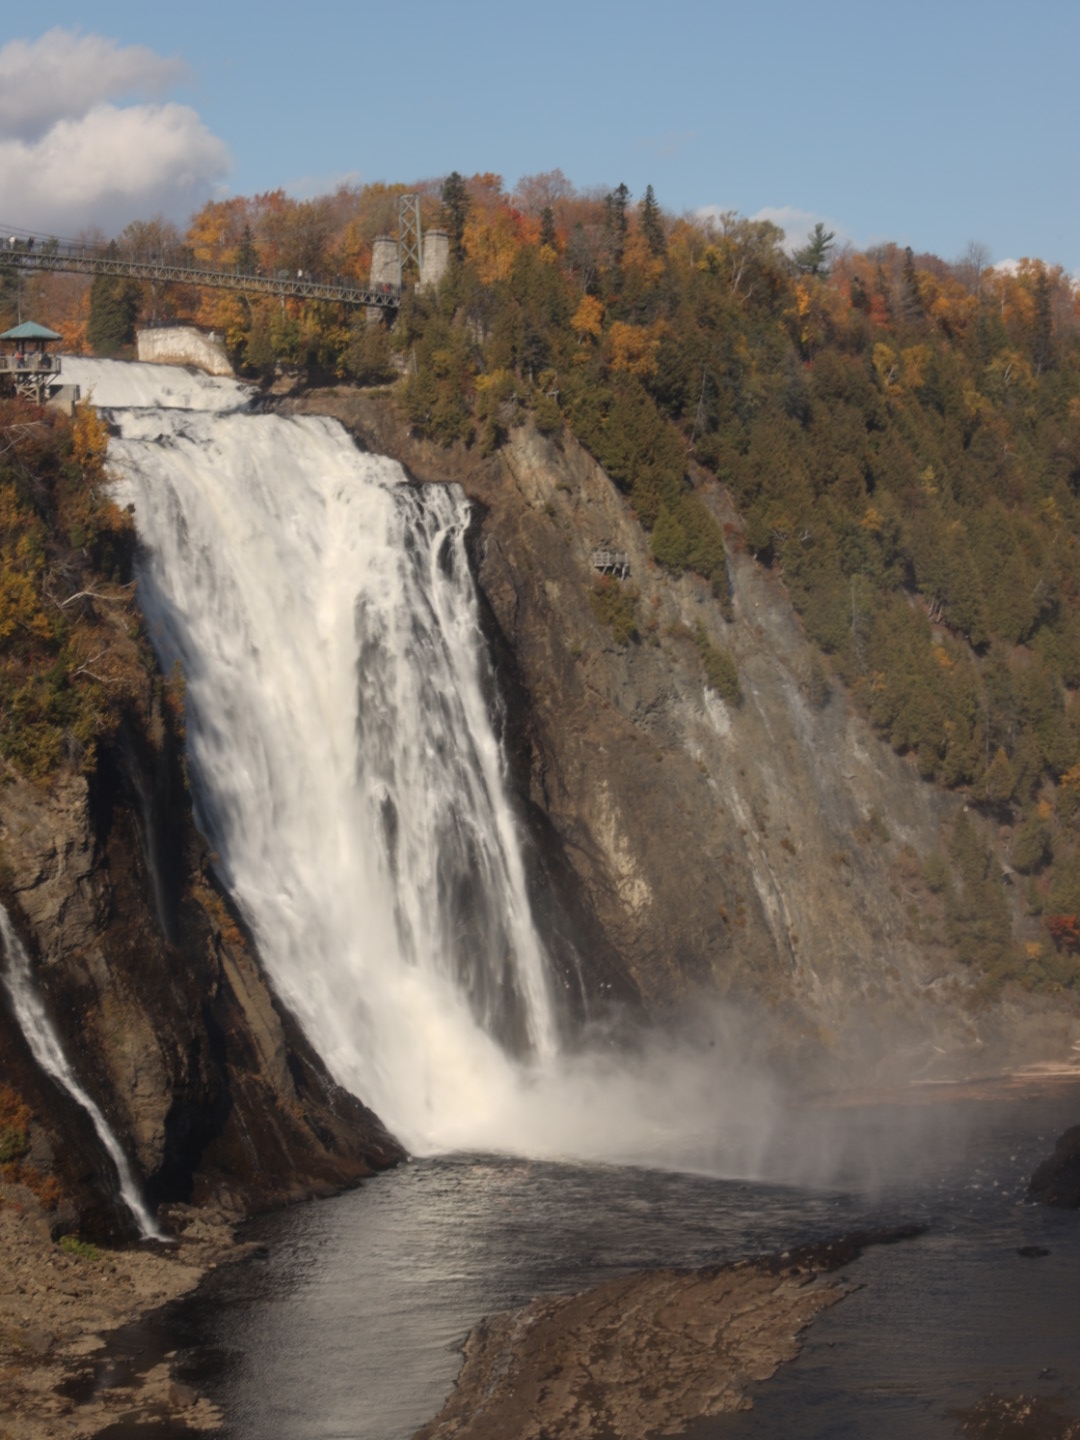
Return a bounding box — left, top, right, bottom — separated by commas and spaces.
1011, 818, 1051, 874
533, 392, 562, 434
947, 810, 1017, 981
651, 505, 689, 569
922, 853, 950, 894
695, 625, 740, 703
589, 578, 638, 644
0, 1125, 29, 1164
59, 1234, 100, 1261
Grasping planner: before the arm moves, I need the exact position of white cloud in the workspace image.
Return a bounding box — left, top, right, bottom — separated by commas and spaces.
0, 29, 186, 141
0, 29, 229, 234
284, 169, 361, 200
696, 203, 851, 256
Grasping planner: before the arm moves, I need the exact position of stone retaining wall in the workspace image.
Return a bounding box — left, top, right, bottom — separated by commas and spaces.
136, 326, 234, 377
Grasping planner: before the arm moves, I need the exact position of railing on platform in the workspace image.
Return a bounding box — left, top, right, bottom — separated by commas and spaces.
0, 353, 61, 374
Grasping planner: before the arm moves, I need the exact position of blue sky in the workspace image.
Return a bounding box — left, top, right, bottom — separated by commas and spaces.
2, 1, 1078, 269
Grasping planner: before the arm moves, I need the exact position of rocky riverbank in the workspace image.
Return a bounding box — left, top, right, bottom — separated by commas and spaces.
412, 1228, 922, 1440
1027, 1121, 1080, 1208
0, 1180, 240, 1439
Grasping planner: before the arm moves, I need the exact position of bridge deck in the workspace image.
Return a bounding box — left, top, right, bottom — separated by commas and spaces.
1, 238, 401, 310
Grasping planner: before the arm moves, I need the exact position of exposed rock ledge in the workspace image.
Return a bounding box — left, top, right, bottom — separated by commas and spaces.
412, 1228, 922, 1440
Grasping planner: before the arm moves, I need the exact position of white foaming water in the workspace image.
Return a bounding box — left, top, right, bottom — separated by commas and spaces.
61, 355, 252, 412
75, 357, 781, 1172
0, 904, 162, 1237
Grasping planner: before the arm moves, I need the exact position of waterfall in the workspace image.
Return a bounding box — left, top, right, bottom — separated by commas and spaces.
0, 903, 162, 1238
57, 358, 780, 1175
63, 359, 559, 1154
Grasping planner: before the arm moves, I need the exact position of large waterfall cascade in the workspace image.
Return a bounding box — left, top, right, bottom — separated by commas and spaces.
51, 358, 779, 1174
0, 903, 162, 1237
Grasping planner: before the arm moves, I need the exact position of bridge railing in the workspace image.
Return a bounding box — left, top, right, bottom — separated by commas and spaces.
0, 235, 402, 310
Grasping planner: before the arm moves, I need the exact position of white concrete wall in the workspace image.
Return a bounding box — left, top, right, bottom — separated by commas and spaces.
136, 327, 234, 377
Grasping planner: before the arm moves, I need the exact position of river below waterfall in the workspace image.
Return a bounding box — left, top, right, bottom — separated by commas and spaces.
100, 1079, 1078, 1440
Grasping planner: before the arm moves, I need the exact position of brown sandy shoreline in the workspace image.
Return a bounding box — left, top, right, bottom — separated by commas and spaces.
0, 1181, 245, 1440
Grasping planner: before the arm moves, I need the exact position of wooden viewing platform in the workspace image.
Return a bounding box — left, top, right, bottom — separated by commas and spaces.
591, 548, 631, 579
0, 321, 79, 411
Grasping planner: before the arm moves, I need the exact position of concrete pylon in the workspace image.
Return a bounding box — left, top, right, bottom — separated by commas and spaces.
370, 236, 401, 289
420, 230, 450, 291
367, 235, 401, 322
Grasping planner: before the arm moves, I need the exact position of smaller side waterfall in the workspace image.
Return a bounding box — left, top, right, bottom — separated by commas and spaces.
0, 904, 161, 1239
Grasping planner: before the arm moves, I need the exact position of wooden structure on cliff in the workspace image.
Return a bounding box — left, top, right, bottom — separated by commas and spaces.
0, 320, 78, 410
591, 548, 631, 579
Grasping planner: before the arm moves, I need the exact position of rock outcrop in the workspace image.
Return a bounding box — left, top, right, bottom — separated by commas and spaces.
412, 1228, 921, 1440
1, 675, 402, 1238
1027, 1122, 1080, 1208
288, 389, 1080, 1082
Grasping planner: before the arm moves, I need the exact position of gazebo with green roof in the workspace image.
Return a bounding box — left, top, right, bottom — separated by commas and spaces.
0, 319, 65, 404
1, 320, 63, 345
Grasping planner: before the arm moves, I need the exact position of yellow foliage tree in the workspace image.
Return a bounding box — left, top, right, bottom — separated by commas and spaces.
571, 295, 604, 340
901, 344, 931, 390
72, 401, 108, 479
464, 204, 523, 286
607, 321, 661, 378
873, 342, 901, 392
621, 230, 665, 288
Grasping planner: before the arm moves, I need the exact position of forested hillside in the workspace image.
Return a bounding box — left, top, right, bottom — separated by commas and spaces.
5, 172, 1080, 994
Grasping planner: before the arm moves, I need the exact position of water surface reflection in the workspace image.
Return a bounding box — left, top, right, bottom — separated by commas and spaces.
181, 1081, 1080, 1439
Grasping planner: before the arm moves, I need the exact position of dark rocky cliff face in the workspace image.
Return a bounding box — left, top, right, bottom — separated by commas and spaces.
0, 676, 402, 1238
289, 389, 1080, 1085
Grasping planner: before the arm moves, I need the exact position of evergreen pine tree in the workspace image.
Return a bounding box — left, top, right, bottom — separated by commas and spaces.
87, 246, 141, 356
849, 273, 869, 311
539, 206, 557, 250
900, 246, 924, 324
640, 184, 666, 257
650, 505, 689, 569
604, 182, 630, 267
1032, 268, 1054, 374
236, 224, 258, 276
793, 221, 834, 276
440, 172, 470, 262
0, 255, 18, 328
